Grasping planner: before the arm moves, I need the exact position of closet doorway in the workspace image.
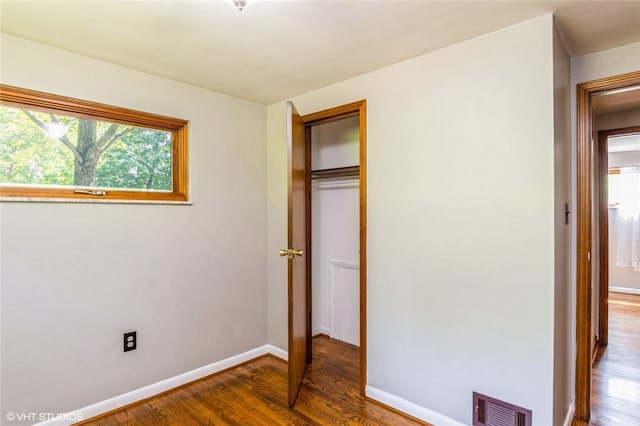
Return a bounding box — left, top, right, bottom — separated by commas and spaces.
304, 100, 367, 392
285, 100, 367, 406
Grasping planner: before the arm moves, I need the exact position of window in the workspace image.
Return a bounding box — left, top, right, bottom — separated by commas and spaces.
0, 84, 188, 202
609, 167, 640, 218
609, 167, 640, 271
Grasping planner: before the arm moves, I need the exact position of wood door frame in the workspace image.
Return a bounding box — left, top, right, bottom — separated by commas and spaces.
301, 99, 367, 395
574, 71, 640, 424
597, 128, 609, 351
596, 125, 640, 353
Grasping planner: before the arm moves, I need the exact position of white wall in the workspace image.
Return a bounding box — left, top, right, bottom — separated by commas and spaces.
0, 34, 267, 422
266, 104, 288, 351
597, 108, 640, 132
268, 15, 557, 425
610, 150, 640, 167
311, 116, 360, 170
552, 19, 573, 426
571, 42, 640, 86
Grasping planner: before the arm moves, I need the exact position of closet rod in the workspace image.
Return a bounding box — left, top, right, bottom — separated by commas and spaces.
311, 166, 359, 180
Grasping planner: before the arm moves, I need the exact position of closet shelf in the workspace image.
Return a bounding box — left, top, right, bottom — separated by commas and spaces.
311, 166, 359, 180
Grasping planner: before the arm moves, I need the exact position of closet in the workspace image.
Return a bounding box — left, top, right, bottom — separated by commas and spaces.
310, 114, 360, 346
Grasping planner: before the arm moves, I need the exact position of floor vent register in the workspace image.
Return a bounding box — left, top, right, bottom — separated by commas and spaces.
473, 392, 532, 426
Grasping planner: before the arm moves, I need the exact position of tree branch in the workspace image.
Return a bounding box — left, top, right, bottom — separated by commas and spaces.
96, 124, 119, 150
20, 110, 83, 164
49, 115, 82, 164
99, 127, 133, 155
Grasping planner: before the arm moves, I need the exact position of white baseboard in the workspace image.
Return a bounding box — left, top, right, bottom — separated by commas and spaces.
365, 385, 466, 426
563, 403, 575, 426
268, 345, 288, 361
35, 344, 288, 426
36, 346, 467, 426
313, 326, 330, 336
610, 286, 640, 295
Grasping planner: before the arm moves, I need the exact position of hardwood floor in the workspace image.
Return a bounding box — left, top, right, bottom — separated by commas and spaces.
590, 292, 640, 426
78, 336, 428, 425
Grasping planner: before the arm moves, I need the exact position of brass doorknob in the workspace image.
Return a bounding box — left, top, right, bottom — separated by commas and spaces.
279, 248, 303, 259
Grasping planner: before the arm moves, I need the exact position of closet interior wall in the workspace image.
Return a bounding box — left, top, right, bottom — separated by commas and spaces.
310, 115, 360, 346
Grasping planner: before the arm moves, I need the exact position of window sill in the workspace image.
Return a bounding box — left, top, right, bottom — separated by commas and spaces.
0, 196, 193, 205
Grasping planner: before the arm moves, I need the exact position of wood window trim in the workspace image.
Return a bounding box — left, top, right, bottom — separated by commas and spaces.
0, 84, 189, 203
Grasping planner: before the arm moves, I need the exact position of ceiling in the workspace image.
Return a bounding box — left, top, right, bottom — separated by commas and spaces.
592, 86, 640, 114
1, 1, 640, 104
608, 133, 640, 153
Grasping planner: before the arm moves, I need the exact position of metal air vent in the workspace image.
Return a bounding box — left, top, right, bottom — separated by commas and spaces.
473, 392, 532, 426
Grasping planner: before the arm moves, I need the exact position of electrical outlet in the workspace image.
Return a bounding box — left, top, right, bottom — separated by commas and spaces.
124, 331, 137, 352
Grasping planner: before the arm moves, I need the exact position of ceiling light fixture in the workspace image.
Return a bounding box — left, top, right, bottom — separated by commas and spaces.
224, 0, 257, 11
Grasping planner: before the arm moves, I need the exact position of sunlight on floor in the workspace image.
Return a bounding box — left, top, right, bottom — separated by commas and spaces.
608, 299, 640, 307
607, 377, 640, 402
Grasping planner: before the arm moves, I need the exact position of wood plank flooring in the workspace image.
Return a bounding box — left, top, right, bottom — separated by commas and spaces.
77, 336, 428, 425
590, 292, 640, 426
